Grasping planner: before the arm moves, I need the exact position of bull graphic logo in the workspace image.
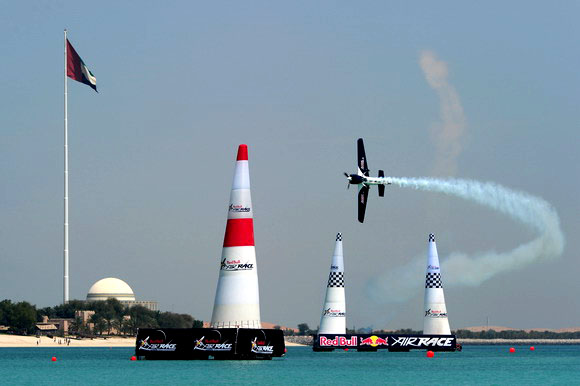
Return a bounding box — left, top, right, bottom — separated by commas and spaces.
359, 335, 388, 347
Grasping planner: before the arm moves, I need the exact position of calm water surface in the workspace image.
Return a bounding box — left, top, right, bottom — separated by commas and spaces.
1, 345, 579, 385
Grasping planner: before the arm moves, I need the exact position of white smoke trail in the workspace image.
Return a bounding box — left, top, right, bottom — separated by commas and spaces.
367, 177, 564, 304
419, 51, 466, 176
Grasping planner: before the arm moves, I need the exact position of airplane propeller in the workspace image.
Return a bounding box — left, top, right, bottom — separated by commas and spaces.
344, 172, 350, 189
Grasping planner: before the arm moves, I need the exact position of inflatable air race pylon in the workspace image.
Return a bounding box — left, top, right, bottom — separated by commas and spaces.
318, 233, 346, 334
211, 144, 261, 328
423, 233, 451, 335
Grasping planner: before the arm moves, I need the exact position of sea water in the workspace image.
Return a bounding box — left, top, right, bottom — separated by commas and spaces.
1, 346, 579, 385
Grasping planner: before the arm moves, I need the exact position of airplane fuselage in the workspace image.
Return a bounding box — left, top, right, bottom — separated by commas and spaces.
347, 174, 391, 186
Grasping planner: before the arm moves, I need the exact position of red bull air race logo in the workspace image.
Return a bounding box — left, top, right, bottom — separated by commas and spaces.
138, 331, 177, 352
220, 258, 254, 271
360, 335, 388, 347
250, 337, 274, 354
425, 308, 448, 318
194, 337, 233, 352
323, 308, 345, 317
229, 204, 251, 213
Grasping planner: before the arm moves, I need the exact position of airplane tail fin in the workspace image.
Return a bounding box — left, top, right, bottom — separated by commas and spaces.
378, 170, 385, 197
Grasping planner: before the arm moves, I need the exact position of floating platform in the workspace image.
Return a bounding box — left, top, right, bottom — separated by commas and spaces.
313, 334, 459, 352
135, 328, 285, 360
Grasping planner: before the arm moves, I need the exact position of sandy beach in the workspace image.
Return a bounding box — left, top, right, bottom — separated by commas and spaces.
0, 334, 305, 348
0, 335, 136, 347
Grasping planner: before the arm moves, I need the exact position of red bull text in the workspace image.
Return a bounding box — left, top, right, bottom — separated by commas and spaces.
319, 336, 358, 347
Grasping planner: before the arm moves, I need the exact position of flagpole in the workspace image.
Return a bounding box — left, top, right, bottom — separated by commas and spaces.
63, 29, 69, 304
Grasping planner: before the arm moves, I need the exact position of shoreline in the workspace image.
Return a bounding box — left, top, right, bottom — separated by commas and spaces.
4, 334, 579, 348
459, 338, 580, 345
0, 334, 306, 348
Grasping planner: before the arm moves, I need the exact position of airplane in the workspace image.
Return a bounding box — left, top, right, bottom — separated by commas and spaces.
344, 138, 391, 223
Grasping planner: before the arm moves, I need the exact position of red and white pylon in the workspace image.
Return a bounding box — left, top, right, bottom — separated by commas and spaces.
210, 145, 261, 328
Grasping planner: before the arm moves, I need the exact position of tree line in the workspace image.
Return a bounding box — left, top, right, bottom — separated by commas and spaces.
0, 299, 203, 336
0, 300, 37, 335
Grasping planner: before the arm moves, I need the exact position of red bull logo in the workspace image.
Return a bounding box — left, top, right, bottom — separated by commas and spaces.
360, 335, 388, 347
319, 336, 358, 347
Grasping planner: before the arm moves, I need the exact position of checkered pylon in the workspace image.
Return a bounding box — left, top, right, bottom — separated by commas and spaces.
425, 272, 442, 288
336, 233, 342, 241
327, 272, 344, 288
429, 233, 435, 242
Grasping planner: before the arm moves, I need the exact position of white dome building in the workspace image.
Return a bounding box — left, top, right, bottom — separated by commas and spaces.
86, 277, 158, 311
87, 277, 136, 302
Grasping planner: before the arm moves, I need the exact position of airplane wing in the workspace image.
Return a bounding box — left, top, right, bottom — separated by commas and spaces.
358, 185, 369, 223
357, 138, 369, 176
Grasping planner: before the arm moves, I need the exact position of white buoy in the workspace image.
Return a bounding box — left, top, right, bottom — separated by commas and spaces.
423, 233, 451, 335
318, 233, 346, 334
210, 145, 261, 328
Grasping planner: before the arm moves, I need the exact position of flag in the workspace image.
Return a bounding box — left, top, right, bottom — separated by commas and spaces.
66, 39, 97, 92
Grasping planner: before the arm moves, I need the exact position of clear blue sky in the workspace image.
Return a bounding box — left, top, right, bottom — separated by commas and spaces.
1, 1, 578, 330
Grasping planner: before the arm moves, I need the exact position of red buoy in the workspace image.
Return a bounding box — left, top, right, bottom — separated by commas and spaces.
51, 357, 57, 362
344, 348, 349, 351
509, 347, 516, 353
130, 356, 137, 361
426, 351, 434, 358
530, 346, 535, 351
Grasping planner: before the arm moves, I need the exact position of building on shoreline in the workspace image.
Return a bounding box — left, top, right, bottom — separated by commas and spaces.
87, 277, 158, 311
36, 315, 73, 335
34, 278, 158, 336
